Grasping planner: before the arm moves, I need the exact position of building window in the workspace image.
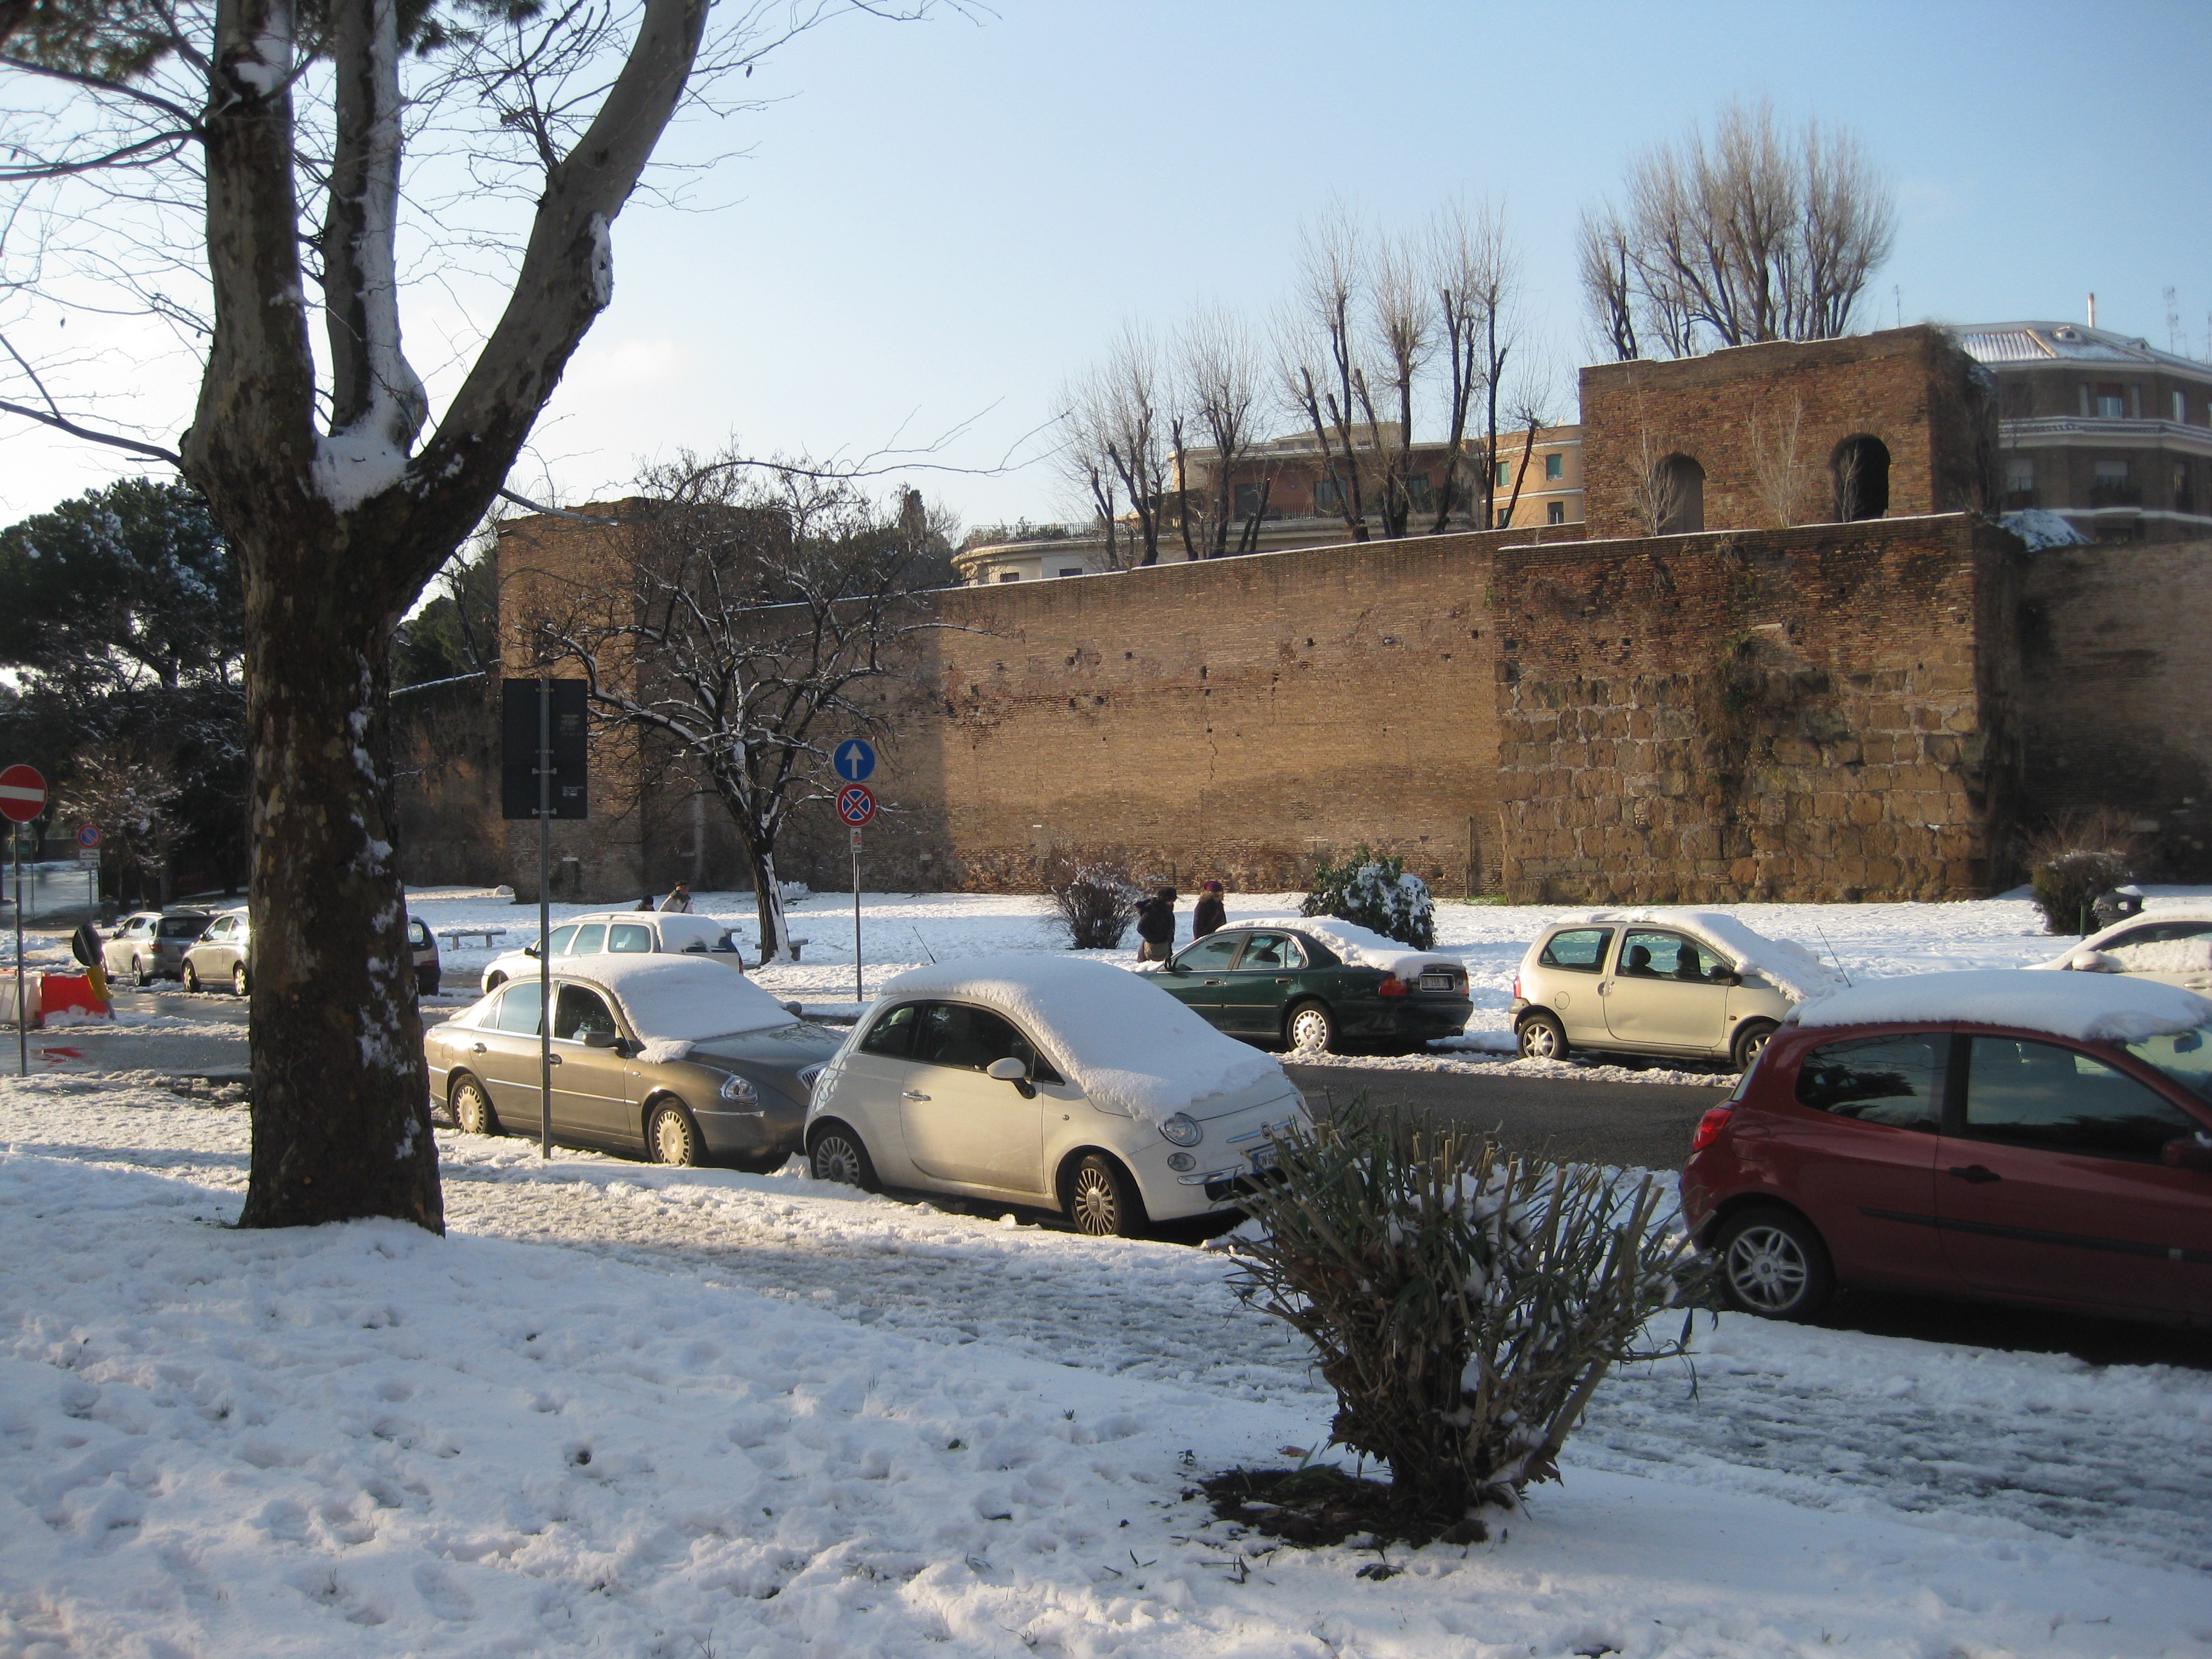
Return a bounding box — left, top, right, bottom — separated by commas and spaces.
2176, 390, 2190, 424
1232, 481, 1265, 518
2173, 461, 2194, 517
1830, 434, 1891, 521
1547, 500, 1566, 525
1652, 454, 1704, 534
1494, 460, 1512, 488
2090, 458, 2138, 508
997, 571, 1021, 583
1545, 452, 1564, 480
1401, 474, 1432, 509
2094, 383, 2126, 419
1313, 478, 1342, 514
1057, 567, 1084, 578
2003, 455, 2036, 508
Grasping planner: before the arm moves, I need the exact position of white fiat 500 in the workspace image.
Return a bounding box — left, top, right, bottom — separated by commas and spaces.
803, 954, 1310, 1236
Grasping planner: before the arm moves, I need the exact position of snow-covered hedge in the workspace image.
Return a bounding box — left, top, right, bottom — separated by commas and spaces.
1227, 1101, 1691, 1526
1302, 848, 1435, 952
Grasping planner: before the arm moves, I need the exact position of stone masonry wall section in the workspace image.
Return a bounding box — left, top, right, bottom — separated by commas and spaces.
2019, 535, 2212, 876
1492, 515, 2023, 903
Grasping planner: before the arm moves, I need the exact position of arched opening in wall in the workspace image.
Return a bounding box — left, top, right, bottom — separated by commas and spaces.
1831, 435, 1891, 521
1652, 454, 1704, 534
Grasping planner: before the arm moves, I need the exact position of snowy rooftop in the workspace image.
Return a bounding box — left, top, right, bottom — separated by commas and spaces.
1788, 968, 2212, 1045
1949, 321, 2212, 378
1236, 916, 1459, 978
563, 953, 797, 1050
874, 953, 1285, 1124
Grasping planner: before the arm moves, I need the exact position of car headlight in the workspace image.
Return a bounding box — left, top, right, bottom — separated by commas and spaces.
1159, 1112, 1201, 1147
719, 1072, 759, 1105
795, 1063, 826, 1096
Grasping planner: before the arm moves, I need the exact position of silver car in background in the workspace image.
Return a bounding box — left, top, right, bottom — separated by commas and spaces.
102, 909, 214, 985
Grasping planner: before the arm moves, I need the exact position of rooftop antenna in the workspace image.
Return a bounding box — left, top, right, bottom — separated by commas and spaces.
2167, 287, 2185, 355
2087, 291, 2098, 329
1893, 283, 1902, 329
1814, 923, 1853, 987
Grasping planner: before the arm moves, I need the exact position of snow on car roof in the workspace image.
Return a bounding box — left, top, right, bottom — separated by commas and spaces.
873, 954, 1284, 1125
1567, 910, 1845, 1003
563, 954, 794, 1061
1786, 968, 2212, 1045
1234, 916, 1458, 979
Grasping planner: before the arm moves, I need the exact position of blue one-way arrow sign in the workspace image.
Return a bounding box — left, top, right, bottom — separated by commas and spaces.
834, 739, 877, 783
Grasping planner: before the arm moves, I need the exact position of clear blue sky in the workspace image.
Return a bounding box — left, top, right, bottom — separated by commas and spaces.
4, 0, 2208, 535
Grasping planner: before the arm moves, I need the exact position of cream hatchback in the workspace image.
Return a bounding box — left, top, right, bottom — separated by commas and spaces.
1510, 911, 1843, 1070
803, 954, 1309, 1236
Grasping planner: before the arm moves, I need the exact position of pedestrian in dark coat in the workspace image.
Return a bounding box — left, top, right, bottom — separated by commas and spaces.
1134, 886, 1178, 962
1191, 880, 1226, 939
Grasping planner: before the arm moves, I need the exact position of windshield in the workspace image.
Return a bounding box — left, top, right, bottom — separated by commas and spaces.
2121, 1025, 2212, 1107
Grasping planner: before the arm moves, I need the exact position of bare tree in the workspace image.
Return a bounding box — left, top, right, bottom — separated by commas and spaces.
1061, 324, 1171, 566
1176, 305, 1264, 558
1581, 97, 1897, 360
529, 457, 948, 965
0, 1, 934, 1233
1747, 393, 1814, 526
1276, 204, 1371, 541
1359, 231, 1434, 540
1053, 372, 1125, 568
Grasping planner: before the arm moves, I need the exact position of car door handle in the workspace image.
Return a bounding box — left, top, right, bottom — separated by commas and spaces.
546, 1054, 561, 1067
902, 1090, 930, 1101
1946, 1164, 2000, 1184
1204, 979, 1227, 986
1276, 977, 1293, 984
471, 1042, 486, 1054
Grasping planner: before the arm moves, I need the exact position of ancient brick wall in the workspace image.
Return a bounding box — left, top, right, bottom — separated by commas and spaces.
1492, 515, 2023, 903
776, 526, 1581, 897
2019, 535, 2212, 875
1580, 326, 1996, 540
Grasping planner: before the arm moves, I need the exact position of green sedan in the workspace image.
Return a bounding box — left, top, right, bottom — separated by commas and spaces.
1150, 924, 1473, 1054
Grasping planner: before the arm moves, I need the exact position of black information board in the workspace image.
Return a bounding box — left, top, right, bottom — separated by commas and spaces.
500, 678, 589, 821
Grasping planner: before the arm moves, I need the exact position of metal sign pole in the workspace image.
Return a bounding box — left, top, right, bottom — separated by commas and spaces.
538, 673, 552, 1159
13, 824, 24, 1076
851, 828, 862, 1003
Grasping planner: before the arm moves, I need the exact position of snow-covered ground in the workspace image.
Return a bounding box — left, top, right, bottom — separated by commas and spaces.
4, 1070, 2211, 1655
7, 889, 2212, 1653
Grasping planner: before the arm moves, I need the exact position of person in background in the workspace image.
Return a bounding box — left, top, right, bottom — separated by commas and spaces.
1133, 886, 1178, 962
1191, 880, 1226, 939
659, 882, 692, 913
634, 895, 656, 911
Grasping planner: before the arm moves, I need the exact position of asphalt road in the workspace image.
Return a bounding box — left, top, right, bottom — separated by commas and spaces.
1285, 1062, 1722, 1171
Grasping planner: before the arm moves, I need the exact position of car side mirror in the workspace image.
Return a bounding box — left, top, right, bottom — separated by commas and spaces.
524, 944, 540, 959
2069, 951, 2117, 973
1715, 971, 1741, 987
582, 1029, 620, 1050
2162, 1135, 2212, 1174
987, 1055, 1037, 1098
1163, 960, 1187, 974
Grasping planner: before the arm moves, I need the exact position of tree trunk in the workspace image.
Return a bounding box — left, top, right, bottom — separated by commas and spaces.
232, 518, 442, 1231
750, 843, 795, 965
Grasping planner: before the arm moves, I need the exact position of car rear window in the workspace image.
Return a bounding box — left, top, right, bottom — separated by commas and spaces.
407, 920, 431, 948
1794, 1034, 1942, 1130
1538, 928, 1612, 973
607, 922, 654, 953
158, 917, 207, 939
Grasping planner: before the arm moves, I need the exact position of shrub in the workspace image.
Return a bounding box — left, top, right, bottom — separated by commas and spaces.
1042, 855, 1141, 950
2023, 811, 2138, 935
1228, 1099, 1691, 1526
1303, 846, 1435, 951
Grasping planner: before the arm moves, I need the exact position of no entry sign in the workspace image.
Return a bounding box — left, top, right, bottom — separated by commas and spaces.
836, 784, 877, 826
0, 765, 45, 823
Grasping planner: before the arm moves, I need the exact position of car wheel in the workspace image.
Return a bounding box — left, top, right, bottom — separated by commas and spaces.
418, 971, 440, 997
232, 964, 249, 997
1517, 1010, 1568, 1061
808, 1123, 879, 1191
1065, 1152, 1146, 1238
133, 955, 153, 988
1714, 1206, 1834, 1321
1285, 1000, 1338, 1054
1731, 1020, 1778, 1072
647, 1100, 703, 1167
181, 962, 200, 993
451, 1074, 500, 1136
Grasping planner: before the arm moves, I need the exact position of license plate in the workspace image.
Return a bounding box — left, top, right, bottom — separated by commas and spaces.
1419, 974, 1453, 991
1247, 1144, 1278, 1172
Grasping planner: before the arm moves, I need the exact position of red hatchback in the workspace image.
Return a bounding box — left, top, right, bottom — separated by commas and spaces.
1681, 970, 2212, 1326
